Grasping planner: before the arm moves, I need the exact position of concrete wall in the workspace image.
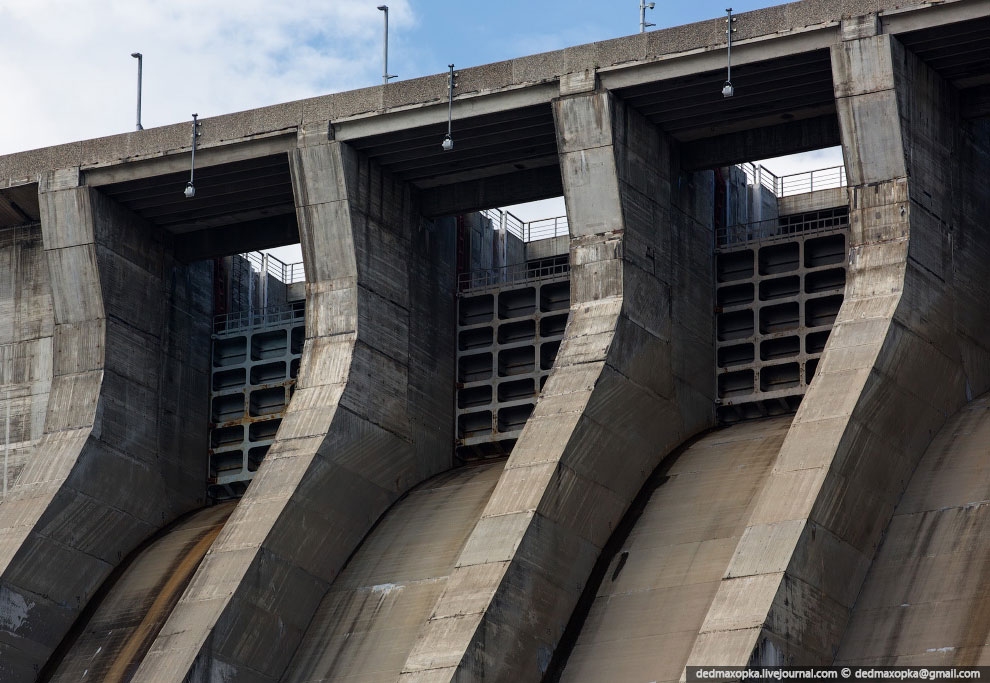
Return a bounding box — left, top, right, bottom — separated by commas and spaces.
133, 133, 457, 681
0, 221, 54, 494
400, 87, 715, 682
504, 229, 525, 268
0, 177, 211, 680
748, 179, 778, 224
835, 391, 990, 665
725, 165, 749, 227
525, 235, 569, 262
687, 29, 990, 666
777, 187, 847, 216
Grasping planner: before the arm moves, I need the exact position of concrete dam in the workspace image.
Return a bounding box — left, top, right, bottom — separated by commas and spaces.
1, 0, 989, 680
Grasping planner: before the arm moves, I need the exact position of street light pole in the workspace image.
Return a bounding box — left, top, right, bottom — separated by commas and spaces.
377, 5, 397, 85
131, 52, 143, 130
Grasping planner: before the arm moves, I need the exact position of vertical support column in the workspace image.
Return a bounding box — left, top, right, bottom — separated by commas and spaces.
687, 29, 990, 668
400, 87, 714, 682
135, 131, 455, 681
0, 173, 209, 680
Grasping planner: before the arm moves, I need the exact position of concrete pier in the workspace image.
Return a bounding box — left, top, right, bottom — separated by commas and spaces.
132, 133, 456, 681
687, 28, 990, 666
0, 179, 211, 681
399, 88, 714, 681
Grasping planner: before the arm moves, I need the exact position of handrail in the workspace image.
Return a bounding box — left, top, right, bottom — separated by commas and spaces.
238, 251, 306, 284
716, 208, 849, 249
738, 162, 847, 198
480, 208, 569, 243
458, 258, 569, 292
777, 165, 846, 197
213, 302, 305, 336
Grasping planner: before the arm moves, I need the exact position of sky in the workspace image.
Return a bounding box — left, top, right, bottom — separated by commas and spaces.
0, 0, 843, 263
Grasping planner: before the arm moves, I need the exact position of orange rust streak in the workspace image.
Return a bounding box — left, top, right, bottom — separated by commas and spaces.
103, 519, 226, 683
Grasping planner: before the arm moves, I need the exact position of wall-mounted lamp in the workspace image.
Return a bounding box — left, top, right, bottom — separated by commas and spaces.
723, 8, 736, 98
185, 113, 200, 198
377, 6, 397, 85
442, 64, 455, 151
131, 52, 143, 130
639, 1, 656, 33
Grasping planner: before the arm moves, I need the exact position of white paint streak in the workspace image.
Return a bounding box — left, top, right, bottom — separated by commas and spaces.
0, 586, 33, 632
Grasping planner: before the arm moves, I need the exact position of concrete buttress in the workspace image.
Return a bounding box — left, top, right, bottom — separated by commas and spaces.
0, 175, 211, 680
399, 88, 715, 682
133, 130, 456, 682
686, 30, 990, 667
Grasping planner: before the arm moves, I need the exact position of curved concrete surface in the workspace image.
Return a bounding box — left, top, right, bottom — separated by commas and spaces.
0, 184, 211, 681
554, 417, 790, 683
134, 139, 456, 681
42, 503, 234, 683
835, 394, 990, 666
281, 462, 502, 683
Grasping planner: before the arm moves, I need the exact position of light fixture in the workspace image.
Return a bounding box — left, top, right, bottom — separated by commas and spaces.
377, 6, 397, 85
723, 8, 735, 98
131, 52, 143, 131
185, 113, 200, 199
442, 64, 454, 151
639, 1, 656, 33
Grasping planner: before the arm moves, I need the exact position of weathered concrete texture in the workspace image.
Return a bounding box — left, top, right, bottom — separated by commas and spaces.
557, 417, 790, 683
46, 503, 234, 682
777, 187, 847, 215
399, 90, 714, 682
0, 221, 54, 495
686, 32, 990, 667
134, 135, 457, 682
835, 394, 990, 666
0, 178, 212, 681
281, 462, 502, 683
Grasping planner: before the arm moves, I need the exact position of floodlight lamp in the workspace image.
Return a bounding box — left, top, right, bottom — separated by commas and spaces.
184, 182, 196, 198
377, 5, 387, 10
441, 135, 453, 152
647, 2, 655, 8
722, 81, 734, 98
131, 52, 141, 58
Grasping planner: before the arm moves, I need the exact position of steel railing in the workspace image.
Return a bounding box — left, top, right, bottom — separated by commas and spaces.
716, 208, 849, 249
457, 258, 569, 292
738, 163, 847, 198
241, 251, 306, 285
480, 208, 569, 243
213, 302, 305, 335
523, 215, 569, 241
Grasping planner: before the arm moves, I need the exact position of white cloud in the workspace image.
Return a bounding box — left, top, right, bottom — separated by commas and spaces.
758, 146, 844, 177
0, 0, 414, 155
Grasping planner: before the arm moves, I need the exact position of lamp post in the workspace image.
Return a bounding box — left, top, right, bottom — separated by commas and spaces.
377, 6, 397, 85
131, 52, 143, 130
